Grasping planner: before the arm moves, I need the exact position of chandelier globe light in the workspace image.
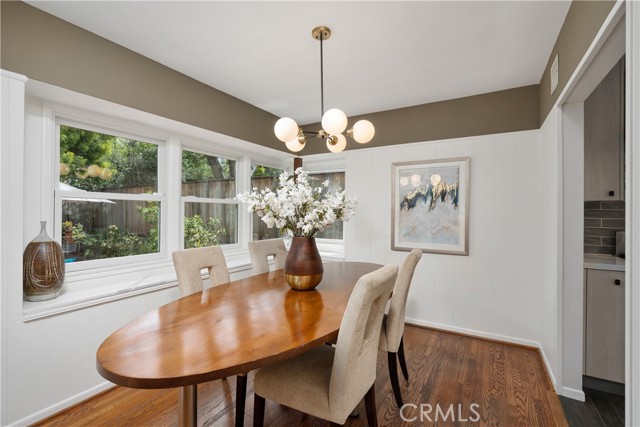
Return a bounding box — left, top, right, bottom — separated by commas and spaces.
274, 26, 375, 153
327, 134, 347, 153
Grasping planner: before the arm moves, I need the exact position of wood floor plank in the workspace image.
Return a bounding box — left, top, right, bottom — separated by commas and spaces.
583, 388, 625, 427
560, 392, 604, 427
35, 326, 567, 427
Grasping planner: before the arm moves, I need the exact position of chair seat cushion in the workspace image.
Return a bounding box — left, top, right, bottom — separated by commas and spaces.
254, 344, 335, 421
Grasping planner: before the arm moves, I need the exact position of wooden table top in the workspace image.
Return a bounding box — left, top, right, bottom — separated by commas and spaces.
97, 261, 381, 389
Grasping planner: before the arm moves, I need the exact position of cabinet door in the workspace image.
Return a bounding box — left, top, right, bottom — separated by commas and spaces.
584, 59, 624, 201
585, 269, 625, 383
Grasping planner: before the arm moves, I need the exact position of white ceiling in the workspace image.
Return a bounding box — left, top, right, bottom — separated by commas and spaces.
27, 1, 571, 125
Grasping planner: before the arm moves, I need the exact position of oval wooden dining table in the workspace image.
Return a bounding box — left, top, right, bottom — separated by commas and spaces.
96, 261, 382, 427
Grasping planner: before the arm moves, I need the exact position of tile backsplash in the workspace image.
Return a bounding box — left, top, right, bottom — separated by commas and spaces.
584, 201, 625, 255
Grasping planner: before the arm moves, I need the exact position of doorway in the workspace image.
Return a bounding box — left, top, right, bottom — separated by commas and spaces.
557, 4, 627, 419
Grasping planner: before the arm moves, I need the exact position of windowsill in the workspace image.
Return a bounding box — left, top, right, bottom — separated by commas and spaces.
22, 255, 254, 322
22, 275, 179, 322
22, 249, 344, 322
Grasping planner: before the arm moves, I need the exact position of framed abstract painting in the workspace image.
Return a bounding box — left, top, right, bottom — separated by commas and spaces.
391, 157, 470, 255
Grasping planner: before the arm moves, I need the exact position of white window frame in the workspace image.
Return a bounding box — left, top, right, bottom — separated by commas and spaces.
248, 162, 287, 242
180, 143, 244, 250
53, 116, 168, 273
299, 154, 348, 261
22, 82, 293, 319
307, 169, 347, 243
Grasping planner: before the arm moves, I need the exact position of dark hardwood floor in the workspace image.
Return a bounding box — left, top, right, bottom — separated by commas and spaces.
560, 388, 625, 427
36, 325, 567, 427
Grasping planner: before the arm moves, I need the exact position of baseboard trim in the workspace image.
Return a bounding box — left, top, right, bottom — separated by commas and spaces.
582, 375, 625, 396
405, 318, 541, 349
7, 381, 114, 427
538, 343, 558, 393
561, 386, 586, 402
405, 318, 561, 394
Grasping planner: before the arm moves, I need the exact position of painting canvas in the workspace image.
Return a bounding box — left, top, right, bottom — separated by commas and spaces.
391, 158, 470, 255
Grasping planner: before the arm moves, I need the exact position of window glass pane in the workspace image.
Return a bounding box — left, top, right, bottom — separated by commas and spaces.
184, 202, 238, 248
59, 125, 158, 193
61, 199, 160, 262
251, 164, 284, 241
182, 150, 236, 198
309, 172, 346, 240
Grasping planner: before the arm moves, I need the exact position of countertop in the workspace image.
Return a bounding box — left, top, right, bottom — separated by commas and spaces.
584, 254, 626, 272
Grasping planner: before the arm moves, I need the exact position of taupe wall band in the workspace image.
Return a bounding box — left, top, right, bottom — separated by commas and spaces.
539, 0, 616, 125
0, 1, 283, 151
1, 1, 614, 154
300, 85, 539, 155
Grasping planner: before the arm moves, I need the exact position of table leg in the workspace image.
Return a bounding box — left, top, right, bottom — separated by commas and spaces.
178, 385, 197, 427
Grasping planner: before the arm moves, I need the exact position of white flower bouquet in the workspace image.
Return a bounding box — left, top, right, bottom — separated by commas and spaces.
237, 168, 357, 237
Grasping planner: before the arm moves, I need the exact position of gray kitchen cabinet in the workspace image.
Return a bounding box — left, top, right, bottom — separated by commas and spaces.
584, 57, 624, 201
584, 268, 625, 383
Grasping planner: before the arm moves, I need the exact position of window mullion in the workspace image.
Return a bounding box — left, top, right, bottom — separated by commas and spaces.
237, 156, 250, 248
42, 107, 57, 229
165, 137, 182, 255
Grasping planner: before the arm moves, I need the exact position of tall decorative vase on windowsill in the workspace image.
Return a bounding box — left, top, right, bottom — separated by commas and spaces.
237, 168, 357, 291
23, 221, 65, 301
284, 237, 324, 290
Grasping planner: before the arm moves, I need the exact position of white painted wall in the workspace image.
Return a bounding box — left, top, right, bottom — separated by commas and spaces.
540, 107, 562, 389
560, 103, 586, 401
3, 75, 571, 424
0, 86, 275, 426
326, 130, 561, 375
0, 71, 28, 427
2, 98, 188, 425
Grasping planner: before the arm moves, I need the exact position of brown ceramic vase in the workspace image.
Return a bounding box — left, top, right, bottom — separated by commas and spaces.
284, 237, 324, 290
23, 221, 65, 301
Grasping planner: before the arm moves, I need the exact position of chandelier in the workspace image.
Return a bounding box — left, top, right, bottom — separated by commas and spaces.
274, 26, 375, 153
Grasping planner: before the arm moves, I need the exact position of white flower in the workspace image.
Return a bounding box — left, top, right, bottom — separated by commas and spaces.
236, 167, 357, 237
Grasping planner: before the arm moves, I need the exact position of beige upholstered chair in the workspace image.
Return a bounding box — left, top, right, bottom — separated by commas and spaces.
248, 239, 287, 274
252, 264, 399, 427
172, 245, 230, 297
379, 248, 422, 408
172, 246, 247, 427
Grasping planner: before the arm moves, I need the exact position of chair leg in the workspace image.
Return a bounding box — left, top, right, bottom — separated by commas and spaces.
387, 352, 403, 408
253, 394, 265, 427
364, 384, 378, 427
398, 336, 409, 381
349, 404, 360, 417
235, 374, 247, 427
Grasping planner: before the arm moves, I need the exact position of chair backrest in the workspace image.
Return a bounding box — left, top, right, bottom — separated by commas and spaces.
329, 263, 398, 419
172, 246, 230, 297
248, 239, 287, 274
384, 248, 422, 352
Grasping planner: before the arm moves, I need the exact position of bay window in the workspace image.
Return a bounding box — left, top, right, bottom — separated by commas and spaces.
24, 92, 295, 319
